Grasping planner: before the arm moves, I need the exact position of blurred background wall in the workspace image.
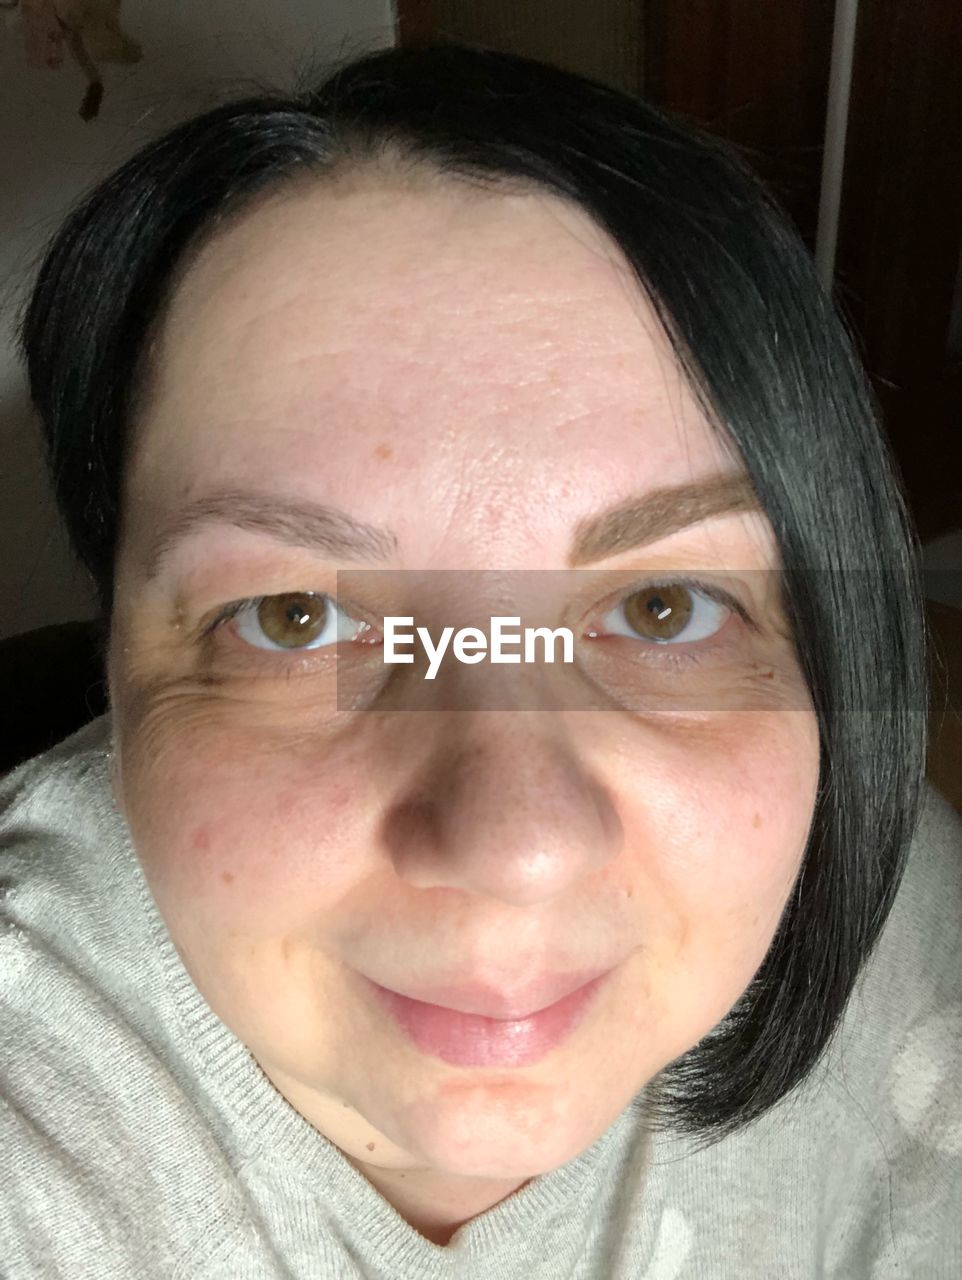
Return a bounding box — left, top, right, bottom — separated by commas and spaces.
0, 0, 395, 640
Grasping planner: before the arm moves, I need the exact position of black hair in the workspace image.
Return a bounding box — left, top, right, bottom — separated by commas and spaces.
17, 43, 928, 1148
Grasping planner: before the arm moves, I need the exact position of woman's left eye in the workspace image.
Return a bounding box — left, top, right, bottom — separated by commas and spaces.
588, 580, 736, 647
207, 592, 371, 652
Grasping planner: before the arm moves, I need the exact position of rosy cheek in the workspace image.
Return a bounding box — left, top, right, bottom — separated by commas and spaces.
162, 766, 362, 909
174, 809, 255, 896
270, 781, 355, 823
190, 822, 240, 886
326, 784, 356, 816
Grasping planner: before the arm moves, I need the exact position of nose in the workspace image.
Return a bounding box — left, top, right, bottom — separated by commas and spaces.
381, 712, 623, 906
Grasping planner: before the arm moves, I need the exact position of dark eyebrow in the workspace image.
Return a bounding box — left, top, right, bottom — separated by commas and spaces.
568, 473, 761, 566
143, 489, 398, 581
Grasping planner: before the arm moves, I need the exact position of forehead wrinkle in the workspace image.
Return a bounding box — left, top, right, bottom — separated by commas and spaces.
129, 183, 747, 577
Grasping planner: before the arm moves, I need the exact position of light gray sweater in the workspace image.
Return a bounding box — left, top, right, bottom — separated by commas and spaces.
1, 713, 960, 1279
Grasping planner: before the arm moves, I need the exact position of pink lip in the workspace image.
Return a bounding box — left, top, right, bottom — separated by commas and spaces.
361, 968, 613, 1067
366, 966, 613, 1019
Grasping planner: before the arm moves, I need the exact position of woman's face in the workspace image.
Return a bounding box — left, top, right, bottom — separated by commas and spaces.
108, 174, 820, 1238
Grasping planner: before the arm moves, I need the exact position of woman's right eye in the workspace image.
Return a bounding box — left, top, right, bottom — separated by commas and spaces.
211, 592, 374, 652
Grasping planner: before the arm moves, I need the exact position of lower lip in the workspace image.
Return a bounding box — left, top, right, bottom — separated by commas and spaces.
364, 972, 611, 1067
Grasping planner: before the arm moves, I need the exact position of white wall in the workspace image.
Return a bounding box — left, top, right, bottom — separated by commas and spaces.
0, 0, 395, 640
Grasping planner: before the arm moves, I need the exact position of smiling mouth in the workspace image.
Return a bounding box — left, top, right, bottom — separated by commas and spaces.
361, 969, 614, 1067
361, 963, 615, 1020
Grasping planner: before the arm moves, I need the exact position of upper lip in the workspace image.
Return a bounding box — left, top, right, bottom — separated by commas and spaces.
366, 965, 612, 1020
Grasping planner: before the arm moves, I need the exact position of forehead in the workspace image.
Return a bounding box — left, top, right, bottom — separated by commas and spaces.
125, 174, 742, 561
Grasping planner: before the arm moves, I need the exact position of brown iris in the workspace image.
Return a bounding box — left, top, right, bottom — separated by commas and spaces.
622, 583, 693, 641
255, 593, 329, 648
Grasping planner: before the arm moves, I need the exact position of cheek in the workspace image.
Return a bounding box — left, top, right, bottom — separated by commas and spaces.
113, 704, 370, 930
615, 708, 820, 991
596, 709, 820, 1063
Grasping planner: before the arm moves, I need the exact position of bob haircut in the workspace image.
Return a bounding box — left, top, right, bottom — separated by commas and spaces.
17, 43, 929, 1149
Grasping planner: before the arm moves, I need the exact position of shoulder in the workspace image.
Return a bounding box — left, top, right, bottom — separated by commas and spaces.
862, 780, 962, 1020
0, 713, 121, 975
0, 712, 114, 833
0, 714, 254, 1278
835, 780, 962, 1095
815, 781, 962, 1275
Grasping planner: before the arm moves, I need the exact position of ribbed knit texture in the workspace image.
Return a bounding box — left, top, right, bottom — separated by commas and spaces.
1, 713, 959, 1278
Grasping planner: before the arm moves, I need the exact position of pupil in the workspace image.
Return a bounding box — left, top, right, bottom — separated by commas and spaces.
624, 584, 690, 640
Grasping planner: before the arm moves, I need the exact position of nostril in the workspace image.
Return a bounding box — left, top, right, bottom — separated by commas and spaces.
383, 794, 441, 851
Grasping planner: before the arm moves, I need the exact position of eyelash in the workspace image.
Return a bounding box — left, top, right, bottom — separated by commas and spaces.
206, 596, 297, 635
201, 576, 750, 670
